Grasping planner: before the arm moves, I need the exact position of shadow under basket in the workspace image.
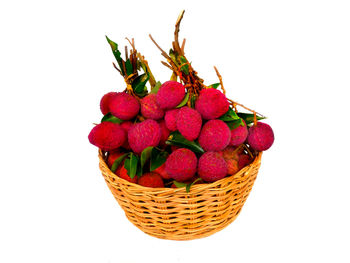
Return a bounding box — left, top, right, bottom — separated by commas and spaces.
99, 150, 262, 241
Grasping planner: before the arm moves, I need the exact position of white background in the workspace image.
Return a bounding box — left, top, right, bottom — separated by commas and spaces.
1, 0, 350, 262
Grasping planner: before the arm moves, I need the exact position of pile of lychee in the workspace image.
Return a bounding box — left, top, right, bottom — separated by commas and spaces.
89, 80, 274, 190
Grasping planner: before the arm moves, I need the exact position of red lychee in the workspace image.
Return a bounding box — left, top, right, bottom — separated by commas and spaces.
247, 122, 274, 151
164, 109, 179, 131
100, 92, 117, 115
88, 122, 126, 151
128, 119, 161, 154
117, 163, 138, 183
158, 120, 170, 148
107, 150, 125, 167
165, 148, 197, 182
109, 92, 140, 120
198, 152, 228, 182
176, 106, 202, 141
153, 163, 171, 180
156, 81, 185, 109
198, 120, 231, 151
238, 154, 253, 170
138, 172, 164, 188
140, 93, 164, 120
229, 121, 248, 146
219, 146, 241, 175
120, 121, 134, 150
195, 88, 229, 120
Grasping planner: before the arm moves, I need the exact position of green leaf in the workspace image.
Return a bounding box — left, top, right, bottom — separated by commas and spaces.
111, 153, 129, 172
237, 113, 266, 125
186, 178, 203, 192
173, 181, 187, 188
140, 146, 153, 170
106, 36, 124, 75
150, 81, 162, 94
125, 59, 133, 75
176, 92, 189, 108
101, 113, 123, 124
219, 108, 240, 122
165, 131, 205, 154
226, 119, 245, 130
169, 49, 178, 65
132, 73, 149, 96
190, 94, 198, 108
208, 83, 220, 89
124, 153, 139, 179
150, 148, 168, 171
179, 56, 189, 75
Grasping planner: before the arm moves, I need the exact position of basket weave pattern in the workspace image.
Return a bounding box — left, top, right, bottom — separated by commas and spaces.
99, 151, 262, 240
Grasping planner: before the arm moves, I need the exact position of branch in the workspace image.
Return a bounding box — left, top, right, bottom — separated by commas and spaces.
174, 10, 185, 55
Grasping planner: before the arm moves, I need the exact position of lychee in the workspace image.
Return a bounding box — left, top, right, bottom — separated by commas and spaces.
198, 120, 231, 151
158, 120, 170, 148
198, 152, 228, 182
120, 121, 134, 150
176, 106, 202, 141
88, 122, 126, 151
219, 146, 241, 175
164, 109, 179, 131
195, 88, 229, 120
128, 119, 161, 154
100, 92, 117, 115
238, 154, 253, 170
109, 92, 140, 120
117, 163, 138, 183
229, 121, 248, 146
247, 122, 274, 151
156, 81, 185, 109
165, 148, 197, 182
140, 93, 164, 120
153, 163, 171, 180
107, 150, 125, 167
138, 172, 164, 188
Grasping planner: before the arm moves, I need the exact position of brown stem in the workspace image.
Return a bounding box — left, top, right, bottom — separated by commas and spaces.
214, 66, 225, 95
174, 10, 185, 56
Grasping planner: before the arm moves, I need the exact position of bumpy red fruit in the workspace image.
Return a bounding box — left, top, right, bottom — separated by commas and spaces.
128, 119, 161, 154
247, 122, 274, 151
153, 163, 171, 179
156, 81, 185, 109
165, 148, 197, 182
107, 150, 125, 167
140, 94, 164, 120
238, 154, 253, 170
158, 120, 170, 148
120, 121, 134, 149
88, 122, 126, 151
164, 109, 179, 131
117, 163, 138, 183
199, 120, 231, 151
229, 121, 248, 146
176, 106, 202, 141
138, 172, 164, 188
219, 146, 240, 175
100, 92, 117, 115
198, 152, 228, 182
195, 88, 229, 120
109, 92, 140, 120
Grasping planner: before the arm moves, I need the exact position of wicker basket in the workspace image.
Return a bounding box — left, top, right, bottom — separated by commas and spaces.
99, 150, 262, 240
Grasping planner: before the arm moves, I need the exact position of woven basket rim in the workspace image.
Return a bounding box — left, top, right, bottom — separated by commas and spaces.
99, 150, 262, 193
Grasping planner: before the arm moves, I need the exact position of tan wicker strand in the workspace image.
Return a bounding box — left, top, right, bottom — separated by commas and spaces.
99, 150, 262, 240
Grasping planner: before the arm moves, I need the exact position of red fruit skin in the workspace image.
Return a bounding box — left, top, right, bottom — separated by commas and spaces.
153, 163, 171, 179
165, 148, 198, 182
128, 119, 161, 154
138, 172, 164, 188
238, 154, 253, 170
141, 94, 164, 120
100, 92, 117, 115
109, 92, 140, 120
156, 81, 185, 109
195, 88, 229, 120
117, 163, 138, 183
164, 109, 179, 131
198, 152, 228, 182
229, 121, 248, 146
176, 107, 202, 141
158, 120, 170, 148
120, 121, 134, 150
199, 120, 231, 151
88, 122, 126, 151
107, 150, 124, 167
247, 122, 274, 151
